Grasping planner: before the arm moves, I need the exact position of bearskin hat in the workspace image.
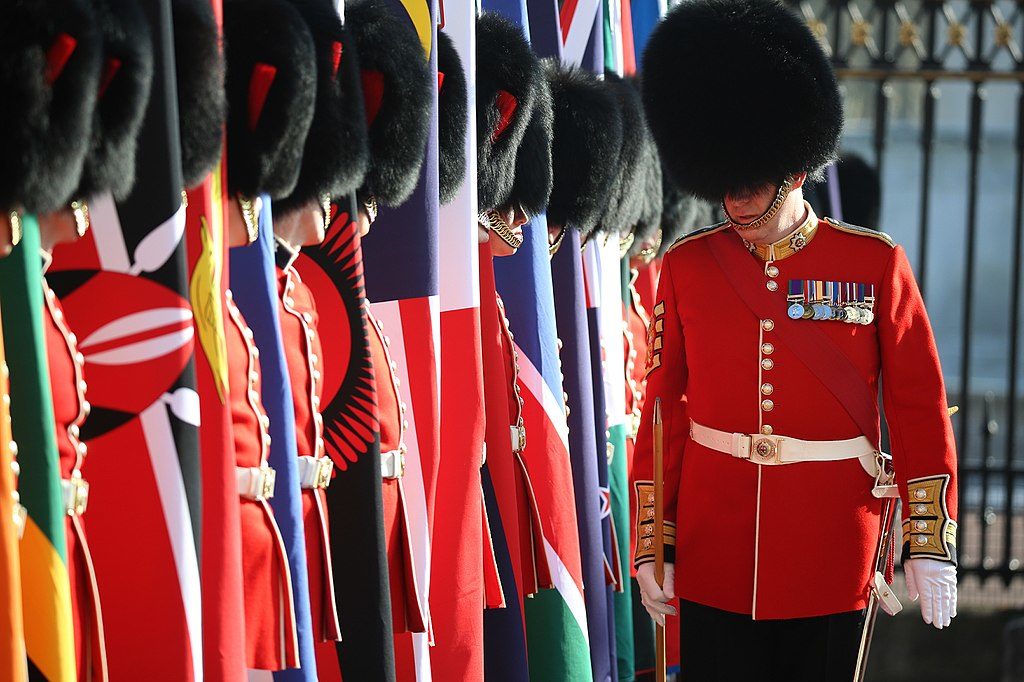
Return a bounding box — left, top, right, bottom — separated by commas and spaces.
437, 30, 468, 204
475, 13, 540, 211
600, 72, 648, 233
75, 0, 153, 202
348, 0, 432, 208
628, 133, 664, 257
658, 175, 701, 256
275, 0, 369, 215
506, 71, 553, 217
642, 0, 842, 202
224, 0, 317, 201
545, 61, 623, 236
0, 0, 101, 214
171, 0, 226, 189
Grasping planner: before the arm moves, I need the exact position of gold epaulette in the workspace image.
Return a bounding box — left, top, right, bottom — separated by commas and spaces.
664, 221, 730, 255
823, 217, 895, 247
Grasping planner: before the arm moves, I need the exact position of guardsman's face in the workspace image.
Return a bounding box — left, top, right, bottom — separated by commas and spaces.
0, 212, 13, 257
723, 183, 777, 224
38, 207, 82, 252
357, 208, 373, 238
275, 199, 326, 248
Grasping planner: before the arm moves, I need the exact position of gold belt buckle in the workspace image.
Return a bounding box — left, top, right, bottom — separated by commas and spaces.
258, 465, 277, 500
315, 457, 334, 489
751, 436, 781, 464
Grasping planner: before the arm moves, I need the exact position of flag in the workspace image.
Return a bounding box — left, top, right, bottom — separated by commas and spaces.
48, 1, 204, 672
0, 309, 27, 682
360, 0, 440, 677
627, 0, 662, 57
185, 163, 248, 681
428, 6, 488, 680
228, 198, 317, 682
294, 196, 397, 682
0, 220, 75, 682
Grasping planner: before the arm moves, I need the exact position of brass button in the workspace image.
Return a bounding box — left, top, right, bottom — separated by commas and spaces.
302, 312, 313, 324
69, 424, 80, 439
249, 371, 259, 383
914, 488, 927, 500
766, 265, 780, 278
284, 297, 295, 307
761, 425, 773, 435
77, 380, 88, 393
915, 535, 928, 546
263, 434, 272, 447
310, 354, 319, 366
914, 520, 928, 531
914, 504, 928, 515
760, 383, 774, 395
82, 400, 91, 417
761, 343, 775, 355
761, 358, 774, 370
75, 352, 85, 365
68, 333, 78, 346
766, 280, 779, 292
243, 327, 254, 339
761, 399, 774, 412
761, 319, 775, 331
76, 441, 88, 455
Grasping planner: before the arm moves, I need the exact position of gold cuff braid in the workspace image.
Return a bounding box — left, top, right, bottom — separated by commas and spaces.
634, 480, 676, 567
902, 474, 957, 564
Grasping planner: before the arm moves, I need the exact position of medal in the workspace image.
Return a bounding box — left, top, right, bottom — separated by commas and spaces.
862, 284, 876, 325
812, 281, 828, 319
787, 280, 805, 319
802, 280, 815, 319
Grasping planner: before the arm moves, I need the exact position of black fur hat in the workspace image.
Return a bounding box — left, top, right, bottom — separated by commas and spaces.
171, 0, 226, 189
600, 72, 648, 233
475, 12, 540, 211
628, 135, 663, 257
437, 30, 467, 205
506, 73, 553, 217
642, 0, 842, 202
76, 0, 153, 202
276, 0, 368, 215
348, 0, 432, 208
546, 61, 623, 235
224, 0, 317, 200
0, 0, 101, 214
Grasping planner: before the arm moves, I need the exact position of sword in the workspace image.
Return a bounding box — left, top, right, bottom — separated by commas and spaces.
853, 493, 900, 682
653, 398, 667, 682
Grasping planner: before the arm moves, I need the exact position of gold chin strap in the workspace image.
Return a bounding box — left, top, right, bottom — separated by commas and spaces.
70, 199, 90, 238
363, 195, 379, 225
723, 175, 795, 231
238, 195, 259, 243
320, 193, 332, 231
479, 208, 524, 250
619, 231, 636, 258
9, 211, 22, 247
548, 226, 567, 257
637, 228, 663, 264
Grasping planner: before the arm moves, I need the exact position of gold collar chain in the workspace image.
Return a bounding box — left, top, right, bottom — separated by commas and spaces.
743, 204, 819, 262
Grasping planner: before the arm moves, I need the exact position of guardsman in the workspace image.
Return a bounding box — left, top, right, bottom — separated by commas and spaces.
270, 0, 372, 656
634, 0, 959, 678
222, 0, 322, 668
36, 2, 152, 678
345, 0, 433, 637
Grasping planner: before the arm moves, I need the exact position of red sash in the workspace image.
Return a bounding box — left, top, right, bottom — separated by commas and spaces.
705, 231, 881, 449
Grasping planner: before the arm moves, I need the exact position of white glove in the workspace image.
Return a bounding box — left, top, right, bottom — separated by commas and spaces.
904, 558, 957, 629
636, 562, 677, 627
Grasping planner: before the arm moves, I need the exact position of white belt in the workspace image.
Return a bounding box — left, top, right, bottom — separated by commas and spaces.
62, 475, 90, 516
381, 447, 406, 480
237, 465, 277, 501
510, 424, 526, 453
297, 455, 334, 490
690, 420, 898, 498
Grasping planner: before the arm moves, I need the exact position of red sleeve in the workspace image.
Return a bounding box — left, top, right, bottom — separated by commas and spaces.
631, 255, 688, 568
877, 245, 959, 564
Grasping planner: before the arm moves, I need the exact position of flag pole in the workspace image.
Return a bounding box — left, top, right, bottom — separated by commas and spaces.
653, 397, 666, 682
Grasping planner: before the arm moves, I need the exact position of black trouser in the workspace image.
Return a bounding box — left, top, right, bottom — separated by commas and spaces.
678, 599, 865, 681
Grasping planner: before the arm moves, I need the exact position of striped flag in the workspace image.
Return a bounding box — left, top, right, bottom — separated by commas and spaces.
0, 312, 27, 682
228, 199, 317, 682
48, 1, 205, 673
0, 219, 75, 682
429, 7, 488, 680
360, 1, 440, 678
294, 197, 397, 682
184, 164, 249, 681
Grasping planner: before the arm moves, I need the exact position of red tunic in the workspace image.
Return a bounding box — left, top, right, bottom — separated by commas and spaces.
224, 292, 299, 670
364, 303, 427, 634
42, 278, 106, 682
631, 209, 958, 620
623, 276, 649, 576
276, 245, 342, 644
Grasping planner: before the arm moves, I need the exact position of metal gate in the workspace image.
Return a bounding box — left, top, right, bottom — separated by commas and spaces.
786, 0, 1024, 606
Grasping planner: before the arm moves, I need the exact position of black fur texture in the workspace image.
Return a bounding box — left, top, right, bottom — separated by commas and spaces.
476, 12, 540, 211
437, 30, 467, 204
276, 0, 368, 215
599, 72, 648, 233
546, 61, 622, 236
0, 0, 101, 213
224, 0, 317, 200
171, 0, 226, 188
348, 0, 431, 208
628, 134, 663, 257
506, 72, 553, 217
642, 0, 842, 202
77, 0, 153, 201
